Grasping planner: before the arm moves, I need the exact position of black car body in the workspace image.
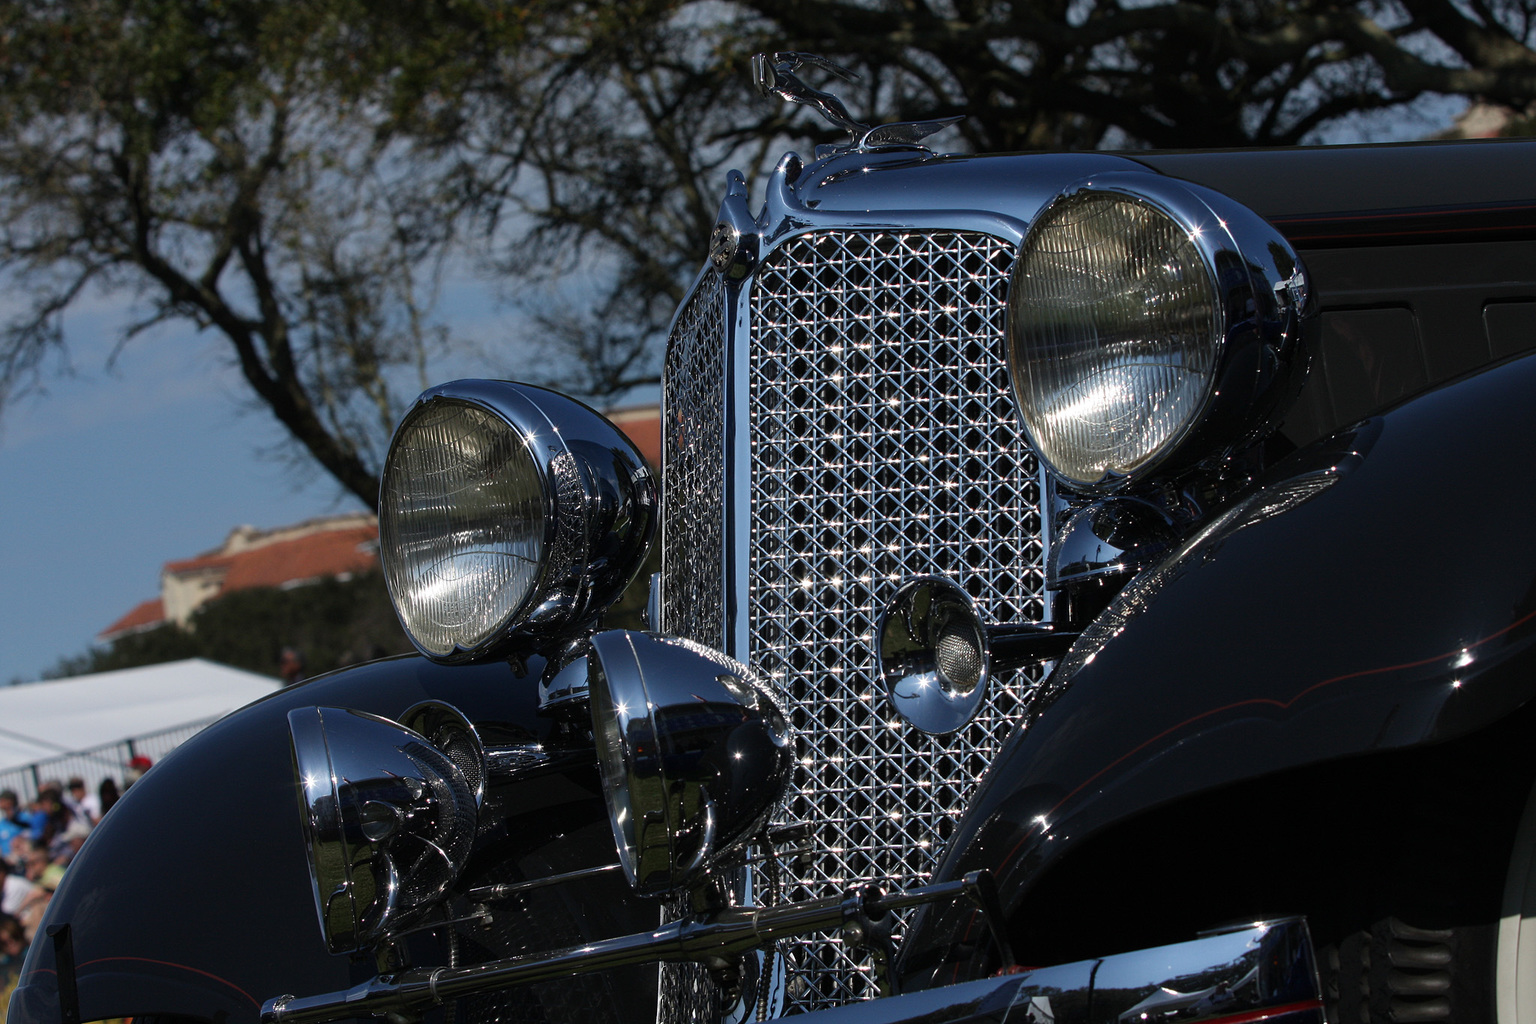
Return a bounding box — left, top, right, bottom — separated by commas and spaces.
8, 116, 1536, 1024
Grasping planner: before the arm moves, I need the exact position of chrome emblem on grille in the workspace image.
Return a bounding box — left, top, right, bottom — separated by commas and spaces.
708, 222, 740, 272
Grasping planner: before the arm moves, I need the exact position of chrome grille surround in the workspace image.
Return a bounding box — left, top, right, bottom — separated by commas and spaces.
662, 220, 1049, 1014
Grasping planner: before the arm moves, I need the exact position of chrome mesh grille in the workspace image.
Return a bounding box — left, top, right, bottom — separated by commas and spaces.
662, 229, 1048, 1014
658, 275, 730, 1024
750, 231, 1045, 1010
662, 275, 728, 650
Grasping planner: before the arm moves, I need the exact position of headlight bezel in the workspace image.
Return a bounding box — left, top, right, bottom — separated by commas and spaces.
380, 379, 657, 664
1007, 172, 1311, 493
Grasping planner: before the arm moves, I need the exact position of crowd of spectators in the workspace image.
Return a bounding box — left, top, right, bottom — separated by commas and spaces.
0, 760, 149, 982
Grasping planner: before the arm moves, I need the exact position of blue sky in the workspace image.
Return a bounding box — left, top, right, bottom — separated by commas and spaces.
0, 267, 658, 686
0, 314, 367, 684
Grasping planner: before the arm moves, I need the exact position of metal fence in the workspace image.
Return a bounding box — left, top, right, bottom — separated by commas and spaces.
0, 718, 218, 803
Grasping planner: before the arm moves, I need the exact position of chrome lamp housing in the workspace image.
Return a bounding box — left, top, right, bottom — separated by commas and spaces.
287, 703, 484, 954
877, 578, 992, 736
1007, 172, 1312, 492
584, 630, 794, 897
379, 379, 657, 663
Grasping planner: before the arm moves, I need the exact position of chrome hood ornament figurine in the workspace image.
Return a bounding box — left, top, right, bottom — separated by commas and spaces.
751, 51, 962, 152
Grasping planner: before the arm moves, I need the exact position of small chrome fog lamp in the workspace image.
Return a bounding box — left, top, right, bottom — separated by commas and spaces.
877, 578, 991, 735
585, 631, 793, 897
379, 379, 657, 663
288, 705, 483, 954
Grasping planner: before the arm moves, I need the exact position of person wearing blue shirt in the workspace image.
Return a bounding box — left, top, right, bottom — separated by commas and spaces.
0, 790, 27, 866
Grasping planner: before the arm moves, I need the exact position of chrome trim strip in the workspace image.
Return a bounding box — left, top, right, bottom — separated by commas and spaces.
727, 245, 754, 666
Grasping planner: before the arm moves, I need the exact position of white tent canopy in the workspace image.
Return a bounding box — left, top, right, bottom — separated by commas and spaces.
0, 659, 281, 774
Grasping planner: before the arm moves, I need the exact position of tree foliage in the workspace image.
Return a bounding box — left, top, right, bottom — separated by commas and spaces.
4, 0, 1536, 502
0, 0, 517, 505
376, 0, 1536, 406
731, 0, 1536, 151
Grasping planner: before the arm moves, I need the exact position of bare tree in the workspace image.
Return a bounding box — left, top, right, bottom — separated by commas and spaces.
424, 0, 1536, 395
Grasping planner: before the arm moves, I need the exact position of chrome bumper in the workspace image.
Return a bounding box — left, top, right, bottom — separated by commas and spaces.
794, 917, 1320, 1024
260, 866, 1318, 1024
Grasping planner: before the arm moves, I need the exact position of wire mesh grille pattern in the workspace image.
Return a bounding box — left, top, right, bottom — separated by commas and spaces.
661, 229, 1049, 1015
659, 275, 729, 1024
748, 230, 1047, 1010
662, 275, 728, 650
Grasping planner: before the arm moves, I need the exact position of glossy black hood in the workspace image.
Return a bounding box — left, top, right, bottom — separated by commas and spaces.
782, 137, 1536, 246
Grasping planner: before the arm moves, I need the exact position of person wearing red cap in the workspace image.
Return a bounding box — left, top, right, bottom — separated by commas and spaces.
125, 756, 152, 789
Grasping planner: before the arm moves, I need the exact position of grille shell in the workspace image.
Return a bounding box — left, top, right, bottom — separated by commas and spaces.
662, 227, 1049, 1013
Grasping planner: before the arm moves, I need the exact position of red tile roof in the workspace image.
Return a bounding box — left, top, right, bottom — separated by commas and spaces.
219, 525, 378, 591
98, 599, 166, 643
101, 520, 381, 641
163, 552, 236, 575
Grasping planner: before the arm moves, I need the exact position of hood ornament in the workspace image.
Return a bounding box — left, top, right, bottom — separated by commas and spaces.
751, 51, 962, 154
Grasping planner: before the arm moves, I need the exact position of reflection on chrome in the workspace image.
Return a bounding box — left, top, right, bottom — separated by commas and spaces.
877, 578, 992, 735
586, 630, 794, 896
261, 908, 1318, 1024
287, 706, 482, 954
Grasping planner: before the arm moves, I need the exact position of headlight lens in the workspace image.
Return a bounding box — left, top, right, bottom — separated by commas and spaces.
1008, 174, 1311, 492
381, 400, 549, 658
1010, 190, 1221, 488
380, 380, 657, 662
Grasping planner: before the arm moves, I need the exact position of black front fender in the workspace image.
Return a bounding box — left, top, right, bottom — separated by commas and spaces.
7, 653, 643, 1024
902, 350, 1536, 985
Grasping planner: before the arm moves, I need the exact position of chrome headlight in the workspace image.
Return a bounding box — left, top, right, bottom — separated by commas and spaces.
1008, 173, 1310, 490
288, 703, 483, 954
380, 380, 657, 662
584, 630, 793, 897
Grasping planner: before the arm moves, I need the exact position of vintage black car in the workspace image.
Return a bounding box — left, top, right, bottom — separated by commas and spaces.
9, 56, 1536, 1024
